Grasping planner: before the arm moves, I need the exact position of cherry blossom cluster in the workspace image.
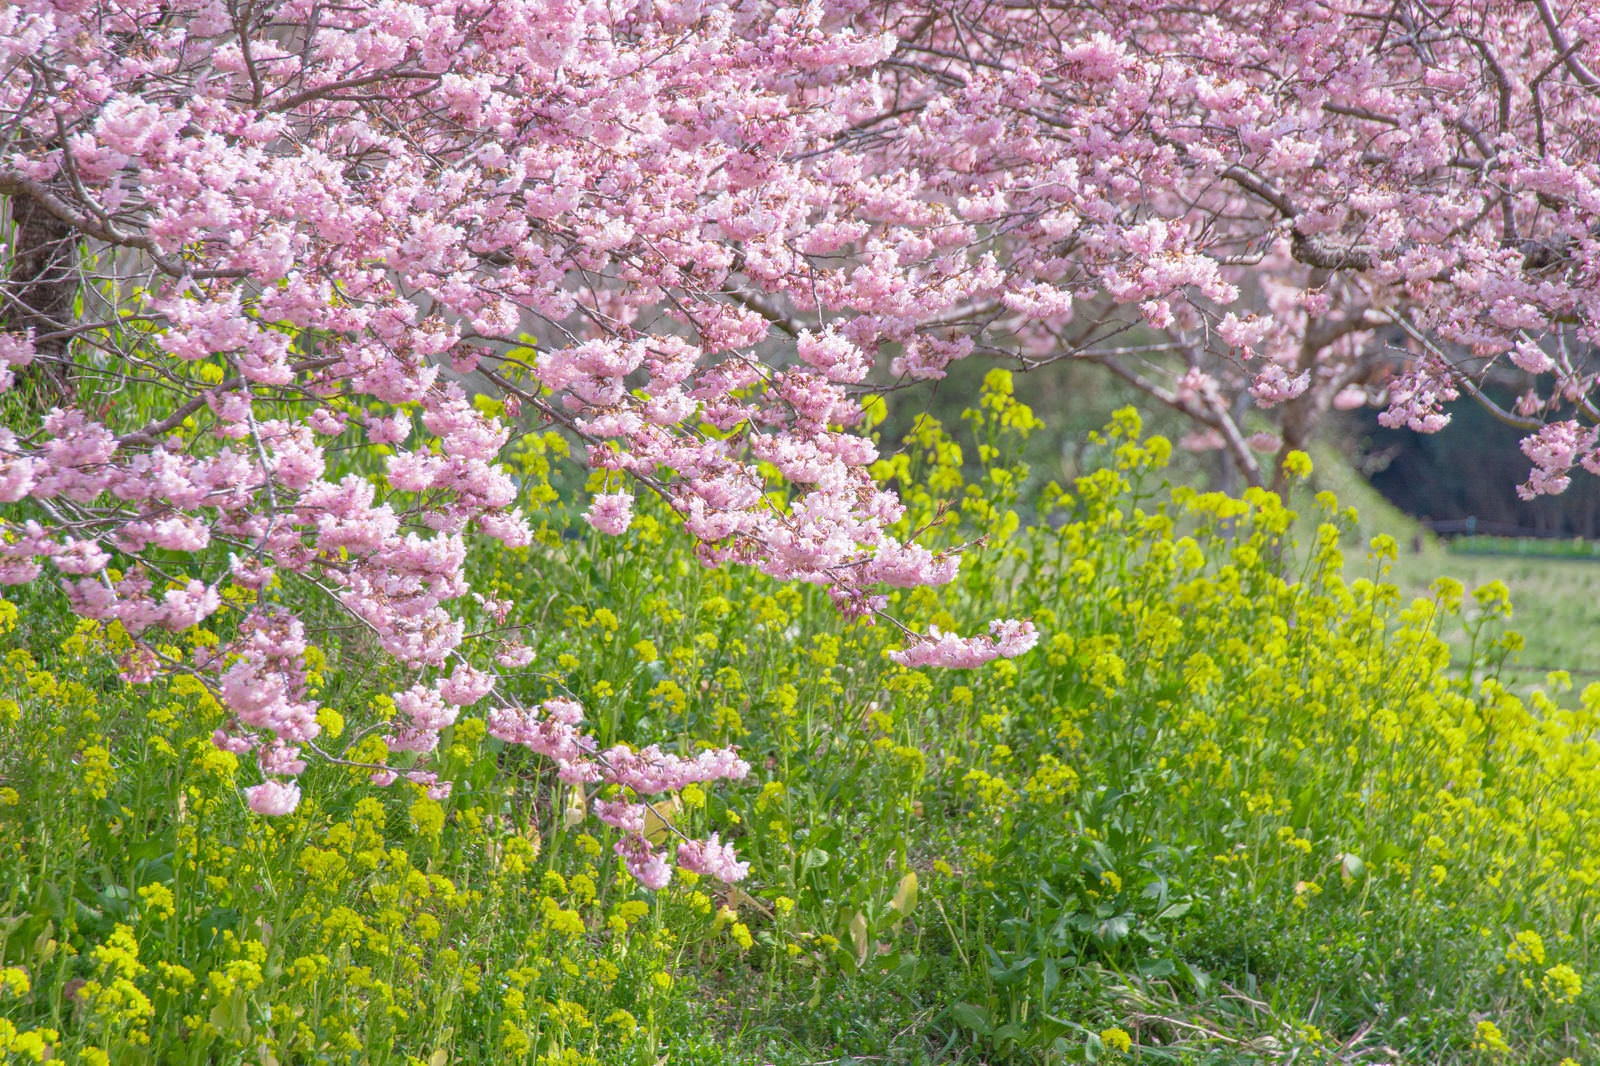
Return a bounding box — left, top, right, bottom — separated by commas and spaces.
2, 0, 1597, 884
486, 697, 750, 888
887, 620, 1040, 670
857, 1, 1600, 489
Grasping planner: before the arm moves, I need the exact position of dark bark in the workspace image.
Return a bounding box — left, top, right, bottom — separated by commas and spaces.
3, 187, 79, 405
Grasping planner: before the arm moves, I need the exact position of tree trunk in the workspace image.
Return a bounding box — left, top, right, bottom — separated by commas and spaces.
1270, 388, 1317, 497
3, 188, 79, 407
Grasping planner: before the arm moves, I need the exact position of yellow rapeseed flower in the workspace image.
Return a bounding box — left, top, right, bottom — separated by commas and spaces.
1100, 1027, 1133, 1053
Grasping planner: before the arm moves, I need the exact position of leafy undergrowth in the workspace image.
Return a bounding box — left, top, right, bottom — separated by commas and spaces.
3, 381, 1598, 1065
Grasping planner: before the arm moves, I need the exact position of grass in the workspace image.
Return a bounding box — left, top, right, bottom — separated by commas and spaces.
1397, 554, 1600, 687
1296, 441, 1600, 690
4, 382, 1600, 1065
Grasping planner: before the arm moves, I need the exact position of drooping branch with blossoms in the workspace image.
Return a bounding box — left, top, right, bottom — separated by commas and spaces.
862, 0, 1600, 493
1, 0, 1597, 884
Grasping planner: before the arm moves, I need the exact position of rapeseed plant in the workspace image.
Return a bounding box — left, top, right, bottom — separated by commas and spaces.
5, 383, 1600, 1063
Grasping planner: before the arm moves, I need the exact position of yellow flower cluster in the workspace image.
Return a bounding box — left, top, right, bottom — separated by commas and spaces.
7, 385, 1600, 1066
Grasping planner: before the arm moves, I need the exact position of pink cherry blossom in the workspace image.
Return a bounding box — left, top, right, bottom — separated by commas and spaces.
244, 780, 302, 817
584, 493, 635, 536
2, 0, 1596, 884
675, 834, 751, 883
889, 620, 1040, 670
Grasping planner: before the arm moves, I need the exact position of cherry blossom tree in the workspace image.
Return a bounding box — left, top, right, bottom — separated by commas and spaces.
867, 0, 1600, 494
2, 0, 1597, 880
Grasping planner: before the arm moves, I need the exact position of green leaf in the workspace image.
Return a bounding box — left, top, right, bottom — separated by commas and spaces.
800, 848, 831, 872
992, 1022, 1027, 1044
209, 990, 251, 1043
1291, 785, 1316, 827
987, 955, 1036, 986
1181, 960, 1211, 995
951, 1002, 993, 1037
1092, 914, 1132, 946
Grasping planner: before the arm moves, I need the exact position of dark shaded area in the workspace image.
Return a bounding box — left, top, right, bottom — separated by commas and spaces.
3, 178, 80, 407
1346, 396, 1600, 539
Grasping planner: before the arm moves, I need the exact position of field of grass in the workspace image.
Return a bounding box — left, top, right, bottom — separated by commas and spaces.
1300, 444, 1600, 690
1398, 553, 1600, 687
4, 383, 1600, 1065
